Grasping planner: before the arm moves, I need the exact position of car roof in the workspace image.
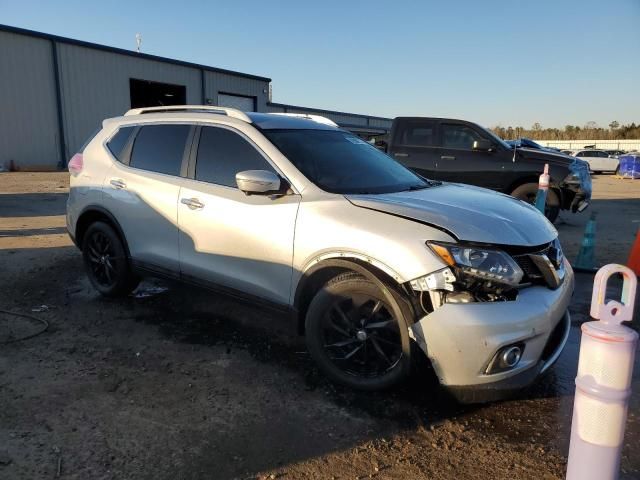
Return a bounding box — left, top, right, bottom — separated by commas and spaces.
246, 112, 339, 131
107, 107, 342, 132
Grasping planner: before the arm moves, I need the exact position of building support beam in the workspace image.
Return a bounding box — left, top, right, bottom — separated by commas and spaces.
51, 40, 67, 169
200, 69, 206, 105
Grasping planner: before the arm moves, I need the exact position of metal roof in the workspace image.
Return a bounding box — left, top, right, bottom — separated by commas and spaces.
0, 23, 271, 82
267, 102, 391, 122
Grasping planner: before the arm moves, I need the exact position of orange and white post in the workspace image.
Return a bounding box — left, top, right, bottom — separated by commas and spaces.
566, 264, 638, 480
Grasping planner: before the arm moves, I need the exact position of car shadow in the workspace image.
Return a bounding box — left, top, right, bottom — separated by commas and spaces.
0, 192, 68, 217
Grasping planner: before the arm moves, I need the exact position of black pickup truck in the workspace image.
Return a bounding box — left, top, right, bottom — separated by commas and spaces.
383, 117, 591, 222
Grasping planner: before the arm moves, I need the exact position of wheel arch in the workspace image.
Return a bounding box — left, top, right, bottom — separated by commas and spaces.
508, 177, 563, 207
506, 175, 539, 195
75, 206, 131, 258
293, 257, 409, 335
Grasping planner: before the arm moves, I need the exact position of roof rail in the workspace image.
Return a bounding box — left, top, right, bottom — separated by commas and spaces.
124, 105, 252, 123
268, 113, 339, 127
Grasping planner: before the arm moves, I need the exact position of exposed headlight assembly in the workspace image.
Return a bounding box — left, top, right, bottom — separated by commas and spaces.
427, 241, 524, 287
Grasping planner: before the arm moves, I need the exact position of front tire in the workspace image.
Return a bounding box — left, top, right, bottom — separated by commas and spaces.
305, 273, 412, 390
82, 221, 139, 297
510, 182, 560, 223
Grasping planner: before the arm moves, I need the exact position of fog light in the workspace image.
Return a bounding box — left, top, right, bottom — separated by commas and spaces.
501, 346, 522, 367
486, 343, 525, 374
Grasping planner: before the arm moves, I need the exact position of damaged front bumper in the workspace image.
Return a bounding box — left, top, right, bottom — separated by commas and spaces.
409, 262, 574, 403
564, 159, 592, 213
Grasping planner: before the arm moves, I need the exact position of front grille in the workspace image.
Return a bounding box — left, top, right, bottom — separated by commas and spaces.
514, 255, 544, 281
514, 244, 552, 286
513, 241, 565, 289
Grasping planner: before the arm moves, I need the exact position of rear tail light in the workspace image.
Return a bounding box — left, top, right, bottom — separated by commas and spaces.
68, 153, 84, 175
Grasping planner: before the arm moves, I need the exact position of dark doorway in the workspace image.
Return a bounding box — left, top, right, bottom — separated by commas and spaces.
129, 78, 187, 108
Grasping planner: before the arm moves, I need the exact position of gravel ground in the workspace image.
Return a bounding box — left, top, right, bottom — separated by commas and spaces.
0, 172, 639, 480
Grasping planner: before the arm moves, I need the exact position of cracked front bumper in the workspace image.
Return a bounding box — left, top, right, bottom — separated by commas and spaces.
410, 261, 574, 403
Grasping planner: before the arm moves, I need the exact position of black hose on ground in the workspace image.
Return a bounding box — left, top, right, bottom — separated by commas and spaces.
0, 309, 49, 344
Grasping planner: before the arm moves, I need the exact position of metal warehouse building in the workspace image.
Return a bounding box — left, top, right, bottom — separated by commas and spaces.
0, 24, 392, 171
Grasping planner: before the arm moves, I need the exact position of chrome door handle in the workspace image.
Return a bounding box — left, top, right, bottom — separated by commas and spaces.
110, 179, 126, 189
181, 197, 205, 210
440, 155, 456, 161
394, 153, 409, 157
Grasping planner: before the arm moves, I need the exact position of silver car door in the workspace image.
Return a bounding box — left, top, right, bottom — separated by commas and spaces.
102, 123, 193, 275
177, 125, 300, 305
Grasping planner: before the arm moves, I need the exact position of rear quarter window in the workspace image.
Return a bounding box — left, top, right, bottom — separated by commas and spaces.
106, 127, 135, 162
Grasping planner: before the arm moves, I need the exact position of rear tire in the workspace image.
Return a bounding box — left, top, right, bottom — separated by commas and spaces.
510, 182, 560, 223
82, 221, 139, 297
305, 273, 412, 391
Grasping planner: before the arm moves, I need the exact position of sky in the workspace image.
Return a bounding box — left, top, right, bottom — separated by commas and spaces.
2, 0, 639, 128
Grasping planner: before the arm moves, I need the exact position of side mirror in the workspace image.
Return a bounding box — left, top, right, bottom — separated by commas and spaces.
236, 170, 282, 195
472, 139, 492, 151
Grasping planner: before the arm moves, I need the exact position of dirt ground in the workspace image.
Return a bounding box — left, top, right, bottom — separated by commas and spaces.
1, 172, 639, 480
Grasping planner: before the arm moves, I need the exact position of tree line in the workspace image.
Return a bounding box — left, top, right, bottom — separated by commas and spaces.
490, 121, 640, 140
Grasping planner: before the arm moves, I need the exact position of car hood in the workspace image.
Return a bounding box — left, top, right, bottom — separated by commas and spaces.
516, 147, 577, 165
346, 183, 557, 247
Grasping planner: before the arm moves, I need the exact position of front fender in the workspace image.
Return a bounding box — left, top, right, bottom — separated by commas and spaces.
291, 198, 454, 298
301, 251, 404, 283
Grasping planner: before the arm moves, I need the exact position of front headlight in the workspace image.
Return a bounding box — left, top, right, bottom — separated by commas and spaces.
427, 241, 524, 286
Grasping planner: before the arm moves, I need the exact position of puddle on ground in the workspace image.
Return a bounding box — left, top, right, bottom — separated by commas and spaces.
131, 285, 169, 299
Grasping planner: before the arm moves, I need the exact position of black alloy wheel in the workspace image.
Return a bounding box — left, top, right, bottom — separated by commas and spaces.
305, 273, 412, 390
322, 294, 402, 377
86, 230, 117, 287
82, 222, 139, 297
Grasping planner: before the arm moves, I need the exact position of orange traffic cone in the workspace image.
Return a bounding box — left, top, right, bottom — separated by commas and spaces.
628, 228, 640, 276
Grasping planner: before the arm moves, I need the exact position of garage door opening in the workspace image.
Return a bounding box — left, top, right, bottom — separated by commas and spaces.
129, 78, 186, 108
215, 93, 256, 112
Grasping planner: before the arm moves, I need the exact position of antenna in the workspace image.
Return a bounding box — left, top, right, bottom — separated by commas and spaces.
135, 33, 142, 53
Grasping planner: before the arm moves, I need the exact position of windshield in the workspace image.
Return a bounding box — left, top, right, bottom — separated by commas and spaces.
263, 129, 430, 194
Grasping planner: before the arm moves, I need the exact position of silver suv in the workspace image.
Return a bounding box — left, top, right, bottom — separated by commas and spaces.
66, 105, 574, 403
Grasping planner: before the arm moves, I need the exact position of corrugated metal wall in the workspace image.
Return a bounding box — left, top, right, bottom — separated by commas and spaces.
265, 103, 393, 133
265, 104, 286, 113
57, 43, 202, 158
204, 71, 269, 111
0, 31, 60, 170
369, 118, 393, 129
0, 27, 393, 170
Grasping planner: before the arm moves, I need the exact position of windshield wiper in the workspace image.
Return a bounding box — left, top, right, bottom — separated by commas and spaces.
402, 183, 431, 192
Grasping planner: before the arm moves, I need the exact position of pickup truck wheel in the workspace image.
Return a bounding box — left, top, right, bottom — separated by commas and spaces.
305, 273, 411, 390
510, 183, 560, 223
82, 222, 139, 297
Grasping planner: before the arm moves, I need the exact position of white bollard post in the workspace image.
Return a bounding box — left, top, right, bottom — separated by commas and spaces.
566, 264, 638, 480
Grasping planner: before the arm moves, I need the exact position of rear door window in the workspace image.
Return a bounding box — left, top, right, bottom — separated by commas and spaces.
395, 121, 437, 147
195, 126, 275, 187
441, 124, 483, 149
106, 126, 134, 162
129, 124, 190, 176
